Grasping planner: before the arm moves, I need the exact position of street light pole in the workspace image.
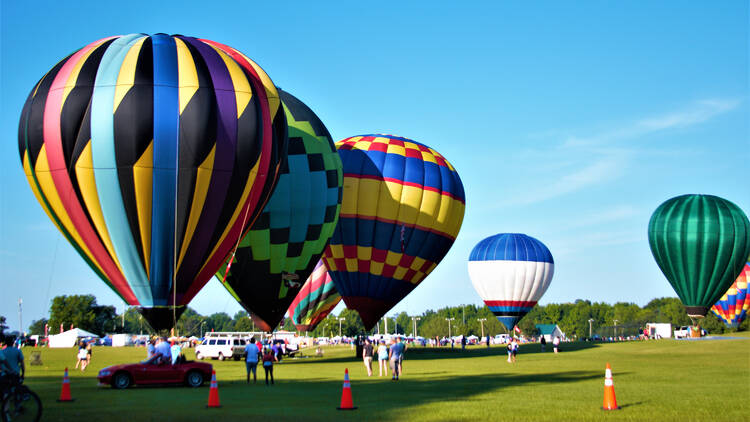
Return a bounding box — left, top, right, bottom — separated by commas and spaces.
445, 317, 455, 338
411, 317, 421, 337
200, 321, 206, 338
613, 319, 619, 338
338, 318, 346, 337
477, 318, 487, 338
588, 319, 595, 338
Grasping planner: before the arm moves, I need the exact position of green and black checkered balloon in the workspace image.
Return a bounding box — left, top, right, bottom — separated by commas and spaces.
217, 89, 343, 331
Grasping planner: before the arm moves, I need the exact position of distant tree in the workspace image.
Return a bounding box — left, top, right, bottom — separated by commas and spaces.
0, 315, 7, 336
338, 308, 365, 336
282, 318, 296, 332
28, 318, 48, 336
48, 295, 115, 335
395, 312, 410, 335
205, 312, 233, 332
234, 316, 254, 332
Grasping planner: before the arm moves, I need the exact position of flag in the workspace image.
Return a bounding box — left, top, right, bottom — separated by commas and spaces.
514, 325, 521, 334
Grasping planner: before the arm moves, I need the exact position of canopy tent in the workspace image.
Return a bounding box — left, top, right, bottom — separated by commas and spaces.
48, 328, 100, 348
536, 324, 565, 342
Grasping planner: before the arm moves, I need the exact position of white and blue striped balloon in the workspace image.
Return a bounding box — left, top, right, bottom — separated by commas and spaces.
468, 233, 554, 330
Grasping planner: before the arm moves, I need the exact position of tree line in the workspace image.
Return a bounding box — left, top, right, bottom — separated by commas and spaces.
11, 295, 746, 339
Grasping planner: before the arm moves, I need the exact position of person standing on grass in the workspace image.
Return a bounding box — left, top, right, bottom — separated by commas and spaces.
540, 335, 546, 352
397, 337, 406, 376
362, 339, 373, 376
506, 338, 513, 363
76, 341, 88, 371
86, 341, 93, 367
511, 337, 518, 363
377, 340, 389, 377
553, 336, 560, 354
262, 347, 276, 385
388, 338, 402, 381
461, 335, 466, 350
245, 338, 261, 384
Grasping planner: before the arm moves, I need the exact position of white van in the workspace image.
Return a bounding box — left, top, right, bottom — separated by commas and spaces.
494, 334, 510, 344
195, 334, 250, 361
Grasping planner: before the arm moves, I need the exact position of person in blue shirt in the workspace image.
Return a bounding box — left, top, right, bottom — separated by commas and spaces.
388, 338, 402, 381
244, 338, 261, 384
154, 337, 171, 364
271, 342, 282, 363
1, 336, 25, 381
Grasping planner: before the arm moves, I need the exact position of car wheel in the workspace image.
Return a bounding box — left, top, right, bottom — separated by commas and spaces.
185, 370, 204, 388
112, 372, 131, 389
218, 353, 225, 361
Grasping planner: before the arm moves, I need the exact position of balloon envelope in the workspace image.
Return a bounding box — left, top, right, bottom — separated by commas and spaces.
648, 194, 750, 318
217, 89, 342, 331
288, 260, 342, 332
711, 260, 750, 328
323, 135, 465, 329
18, 34, 285, 330
468, 233, 554, 330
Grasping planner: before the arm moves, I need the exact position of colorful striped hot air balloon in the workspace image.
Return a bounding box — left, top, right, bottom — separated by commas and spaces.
288, 260, 342, 332
648, 194, 750, 320
468, 233, 554, 330
711, 260, 750, 328
217, 89, 343, 331
18, 34, 286, 330
323, 135, 465, 329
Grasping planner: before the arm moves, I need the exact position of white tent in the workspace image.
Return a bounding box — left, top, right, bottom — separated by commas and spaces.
48, 328, 100, 348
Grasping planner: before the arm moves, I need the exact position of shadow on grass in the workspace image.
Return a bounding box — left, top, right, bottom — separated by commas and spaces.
24, 370, 603, 421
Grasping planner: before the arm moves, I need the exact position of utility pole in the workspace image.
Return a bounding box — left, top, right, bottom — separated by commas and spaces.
122, 302, 125, 330
462, 306, 465, 325
411, 317, 421, 337
18, 298, 23, 336
446, 317, 455, 338
384, 316, 388, 335
477, 318, 487, 338
588, 318, 595, 338
338, 318, 346, 337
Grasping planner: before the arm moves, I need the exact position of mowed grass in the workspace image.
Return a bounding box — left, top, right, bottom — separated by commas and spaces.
20, 332, 749, 421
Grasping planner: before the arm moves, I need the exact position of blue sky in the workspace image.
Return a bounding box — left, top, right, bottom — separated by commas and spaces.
1, 1, 748, 331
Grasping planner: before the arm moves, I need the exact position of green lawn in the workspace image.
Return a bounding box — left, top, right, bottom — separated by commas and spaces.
18, 333, 749, 421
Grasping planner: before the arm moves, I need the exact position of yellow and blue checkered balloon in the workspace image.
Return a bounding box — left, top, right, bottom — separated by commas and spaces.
323, 135, 465, 329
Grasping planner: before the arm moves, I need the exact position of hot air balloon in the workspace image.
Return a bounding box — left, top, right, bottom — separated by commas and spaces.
217, 89, 343, 331
467, 233, 554, 330
323, 135, 465, 329
18, 34, 286, 330
648, 194, 750, 321
711, 260, 750, 328
288, 260, 342, 332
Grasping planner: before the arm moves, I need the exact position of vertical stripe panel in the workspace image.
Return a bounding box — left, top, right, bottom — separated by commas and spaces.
91, 33, 152, 304
150, 33, 180, 305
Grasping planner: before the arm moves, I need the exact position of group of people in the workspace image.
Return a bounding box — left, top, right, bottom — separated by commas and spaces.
362, 337, 406, 381
243, 338, 280, 385
145, 337, 184, 365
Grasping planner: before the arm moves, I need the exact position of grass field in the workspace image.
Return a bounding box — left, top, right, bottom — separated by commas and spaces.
18, 332, 749, 421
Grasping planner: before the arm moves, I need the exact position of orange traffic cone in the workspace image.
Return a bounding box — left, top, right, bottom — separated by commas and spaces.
336, 368, 357, 410
602, 363, 619, 410
206, 370, 221, 408
57, 367, 74, 402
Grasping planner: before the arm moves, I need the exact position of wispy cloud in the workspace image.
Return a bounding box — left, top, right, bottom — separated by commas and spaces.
564, 205, 641, 230
496, 97, 741, 208
563, 98, 741, 148
504, 153, 630, 206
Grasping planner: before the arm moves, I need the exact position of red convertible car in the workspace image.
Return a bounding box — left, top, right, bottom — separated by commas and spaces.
97, 357, 213, 389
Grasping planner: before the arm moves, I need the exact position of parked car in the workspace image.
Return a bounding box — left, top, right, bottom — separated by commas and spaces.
98, 357, 212, 389
195, 335, 248, 361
